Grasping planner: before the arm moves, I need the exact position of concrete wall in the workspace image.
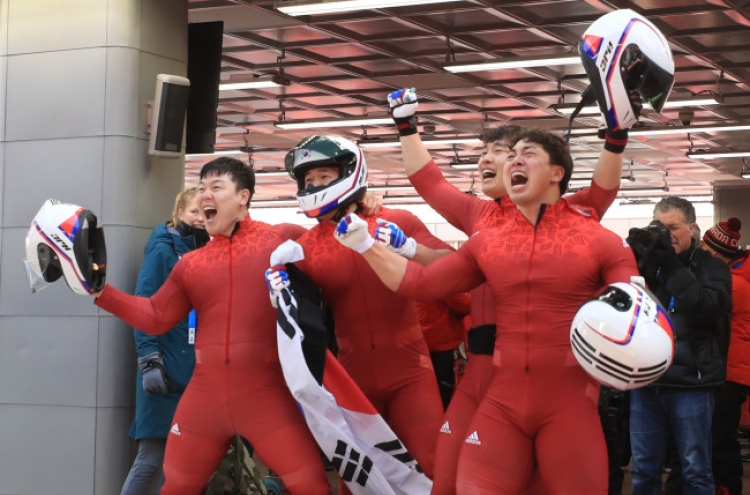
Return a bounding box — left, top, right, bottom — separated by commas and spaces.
0, 1, 187, 494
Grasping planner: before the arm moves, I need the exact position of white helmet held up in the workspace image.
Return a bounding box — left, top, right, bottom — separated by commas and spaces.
579, 9, 675, 131
285, 135, 368, 218
570, 281, 674, 390
24, 199, 107, 295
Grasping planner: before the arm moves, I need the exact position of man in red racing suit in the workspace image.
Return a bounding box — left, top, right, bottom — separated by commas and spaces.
387, 87, 627, 495
268, 137, 454, 494
94, 158, 332, 495
291, 204, 452, 486
334, 129, 638, 495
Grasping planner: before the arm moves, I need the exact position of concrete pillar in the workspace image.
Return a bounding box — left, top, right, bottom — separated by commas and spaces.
0, 1, 187, 493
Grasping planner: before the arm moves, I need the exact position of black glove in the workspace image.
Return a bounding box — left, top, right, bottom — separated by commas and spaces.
138, 352, 169, 395
646, 244, 682, 274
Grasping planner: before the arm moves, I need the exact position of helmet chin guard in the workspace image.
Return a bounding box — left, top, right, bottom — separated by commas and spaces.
285, 135, 368, 218
24, 199, 107, 295
570, 281, 674, 390
579, 9, 675, 131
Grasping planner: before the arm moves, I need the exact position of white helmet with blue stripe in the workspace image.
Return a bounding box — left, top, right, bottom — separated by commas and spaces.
579, 9, 675, 131
24, 199, 107, 295
570, 281, 674, 390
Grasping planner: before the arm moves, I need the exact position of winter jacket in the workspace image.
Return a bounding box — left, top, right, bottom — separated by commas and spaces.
726, 251, 750, 386
650, 244, 732, 388
130, 222, 200, 439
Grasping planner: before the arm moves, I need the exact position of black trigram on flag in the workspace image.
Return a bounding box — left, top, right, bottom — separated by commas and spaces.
375, 439, 422, 473
331, 440, 374, 487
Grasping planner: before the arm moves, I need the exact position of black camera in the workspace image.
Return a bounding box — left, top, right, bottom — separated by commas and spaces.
628, 220, 671, 252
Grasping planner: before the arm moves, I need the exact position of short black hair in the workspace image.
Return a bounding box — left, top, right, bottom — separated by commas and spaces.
480, 125, 525, 145
512, 128, 573, 195
199, 157, 255, 196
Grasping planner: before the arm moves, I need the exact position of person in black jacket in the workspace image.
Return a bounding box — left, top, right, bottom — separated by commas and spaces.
626, 196, 732, 495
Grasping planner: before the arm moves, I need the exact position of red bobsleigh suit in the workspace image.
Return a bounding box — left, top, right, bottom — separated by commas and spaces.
293, 207, 451, 482
408, 160, 617, 494
96, 217, 332, 495
394, 198, 636, 495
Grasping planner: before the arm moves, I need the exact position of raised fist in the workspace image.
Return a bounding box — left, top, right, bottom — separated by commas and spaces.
388, 88, 419, 119
334, 213, 375, 253
375, 219, 417, 259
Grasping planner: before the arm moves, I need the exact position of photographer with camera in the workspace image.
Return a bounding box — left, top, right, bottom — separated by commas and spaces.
626, 196, 732, 495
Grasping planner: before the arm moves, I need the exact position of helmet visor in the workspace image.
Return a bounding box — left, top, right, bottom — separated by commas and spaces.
595, 285, 633, 312
23, 259, 50, 293
620, 44, 674, 114
284, 148, 300, 178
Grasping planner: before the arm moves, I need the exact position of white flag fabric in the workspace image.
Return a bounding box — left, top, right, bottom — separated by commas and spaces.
275, 282, 432, 495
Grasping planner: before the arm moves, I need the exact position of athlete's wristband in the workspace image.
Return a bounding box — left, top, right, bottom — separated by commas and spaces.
392, 115, 418, 137
604, 128, 628, 154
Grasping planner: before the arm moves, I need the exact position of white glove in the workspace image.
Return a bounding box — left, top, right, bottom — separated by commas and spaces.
334, 213, 375, 253
270, 240, 305, 266
375, 218, 417, 259
387, 88, 419, 119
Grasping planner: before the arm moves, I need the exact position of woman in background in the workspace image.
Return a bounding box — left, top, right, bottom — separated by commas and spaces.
120, 187, 209, 495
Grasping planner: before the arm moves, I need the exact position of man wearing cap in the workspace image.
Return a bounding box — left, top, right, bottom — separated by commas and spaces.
702, 217, 750, 495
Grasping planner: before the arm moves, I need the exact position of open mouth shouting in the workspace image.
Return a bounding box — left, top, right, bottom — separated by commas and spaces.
203, 206, 218, 223
480, 167, 497, 184
510, 171, 528, 188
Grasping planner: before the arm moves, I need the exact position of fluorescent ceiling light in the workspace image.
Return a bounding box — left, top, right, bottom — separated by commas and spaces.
450, 163, 477, 171
185, 150, 246, 159
555, 106, 601, 116
359, 137, 482, 149
275, 117, 393, 130
277, 0, 463, 16
357, 140, 401, 149
630, 124, 750, 137
567, 176, 639, 188
445, 55, 580, 74
620, 195, 713, 205
368, 184, 415, 193
555, 97, 720, 115
687, 151, 750, 160
361, 129, 595, 149
219, 75, 286, 90
254, 170, 290, 178
619, 186, 669, 194
381, 195, 428, 206
424, 138, 482, 146
251, 199, 300, 208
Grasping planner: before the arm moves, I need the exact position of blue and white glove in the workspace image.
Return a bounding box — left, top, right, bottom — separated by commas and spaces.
334, 213, 375, 253
375, 218, 417, 259
387, 88, 419, 136
266, 240, 304, 308
265, 265, 290, 309
138, 352, 169, 395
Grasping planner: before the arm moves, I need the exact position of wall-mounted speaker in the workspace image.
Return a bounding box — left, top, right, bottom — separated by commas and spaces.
148, 74, 190, 157
186, 21, 224, 155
